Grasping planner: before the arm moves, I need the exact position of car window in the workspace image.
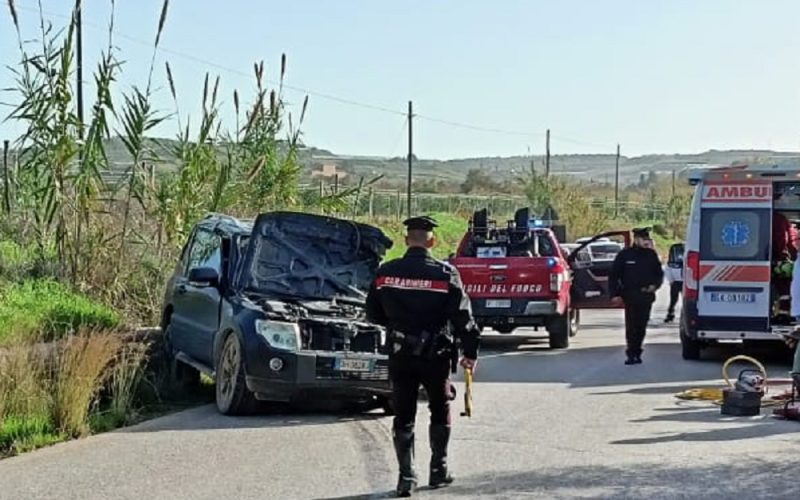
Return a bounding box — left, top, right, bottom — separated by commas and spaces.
589, 243, 622, 260
700, 208, 770, 261
507, 234, 556, 257
668, 243, 685, 265
187, 229, 222, 274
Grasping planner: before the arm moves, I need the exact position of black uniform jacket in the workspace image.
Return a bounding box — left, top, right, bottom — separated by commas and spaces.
365, 247, 481, 359
609, 245, 664, 304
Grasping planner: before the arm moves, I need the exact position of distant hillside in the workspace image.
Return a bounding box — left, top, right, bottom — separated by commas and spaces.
302, 148, 800, 186
9, 137, 800, 187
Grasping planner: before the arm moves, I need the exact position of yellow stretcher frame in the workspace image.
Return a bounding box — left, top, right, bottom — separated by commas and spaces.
460, 367, 473, 417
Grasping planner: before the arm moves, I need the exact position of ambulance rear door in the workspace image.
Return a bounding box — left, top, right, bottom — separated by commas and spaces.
696, 180, 772, 333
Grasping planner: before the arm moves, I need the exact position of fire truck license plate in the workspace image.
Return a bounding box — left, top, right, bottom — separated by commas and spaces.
486, 299, 511, 308
709, 292, 755, 304
335, 358, 373, 372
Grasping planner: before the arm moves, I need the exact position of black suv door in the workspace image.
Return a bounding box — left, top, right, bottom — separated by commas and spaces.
170, 228, 223, 365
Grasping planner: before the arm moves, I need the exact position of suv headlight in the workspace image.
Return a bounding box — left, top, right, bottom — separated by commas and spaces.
255, 320, 301, 351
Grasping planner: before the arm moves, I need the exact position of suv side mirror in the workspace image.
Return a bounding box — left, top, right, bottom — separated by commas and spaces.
188, 267, 220, 287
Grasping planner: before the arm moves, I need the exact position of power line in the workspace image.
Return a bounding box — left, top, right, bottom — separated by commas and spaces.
13, 2, 408, 117
551, 134, 616, 150
11, 0, 617, 150
415, 114, 546, 139
387, 116, 409, 158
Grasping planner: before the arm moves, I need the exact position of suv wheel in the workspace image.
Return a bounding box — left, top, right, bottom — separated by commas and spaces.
216, 332, 257, 415
547, 313, 570, 349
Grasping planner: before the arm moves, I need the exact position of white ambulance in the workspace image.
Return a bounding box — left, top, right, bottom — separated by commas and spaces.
681, 164, 798, 359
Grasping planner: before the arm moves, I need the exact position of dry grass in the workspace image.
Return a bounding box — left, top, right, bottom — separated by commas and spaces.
108, 340, 149, 423
52, 331, 123, 437
0, 328, 154, 457
0, 340, 50, 422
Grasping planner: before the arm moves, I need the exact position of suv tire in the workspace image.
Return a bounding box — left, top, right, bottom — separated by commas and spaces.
216, 332, 258, 415
547, 313, 570, 349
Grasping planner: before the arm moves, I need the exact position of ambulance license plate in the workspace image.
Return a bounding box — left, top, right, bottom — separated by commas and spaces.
486, 299, 511, 308
335, 358, 373, 372
709, 292, 755, 304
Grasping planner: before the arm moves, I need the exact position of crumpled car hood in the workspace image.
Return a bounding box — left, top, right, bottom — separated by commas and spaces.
239, 211, 393, 301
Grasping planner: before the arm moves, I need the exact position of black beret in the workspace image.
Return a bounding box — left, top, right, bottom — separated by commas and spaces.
632, 227, 652, 238
403, 215, 438, 231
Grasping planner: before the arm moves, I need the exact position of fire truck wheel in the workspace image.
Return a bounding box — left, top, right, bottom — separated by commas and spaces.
547, 314, 570, 349
569, 308, 580, 337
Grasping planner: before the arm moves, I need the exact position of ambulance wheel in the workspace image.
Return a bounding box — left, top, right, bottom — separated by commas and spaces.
569, 308, 580, 337
680, 324, 702, 360
547, 314, 570, 349
495, 325, 515, 334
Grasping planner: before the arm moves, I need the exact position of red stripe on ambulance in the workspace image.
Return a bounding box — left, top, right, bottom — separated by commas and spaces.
698, 264, 770, 283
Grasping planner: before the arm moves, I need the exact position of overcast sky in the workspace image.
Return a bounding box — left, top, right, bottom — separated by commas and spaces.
2, 0, 800, 159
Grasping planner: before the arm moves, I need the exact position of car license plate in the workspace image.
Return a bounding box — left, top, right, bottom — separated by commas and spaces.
335, 358, 373, 372
486, 299, 511, 308
709, 292, 756, 304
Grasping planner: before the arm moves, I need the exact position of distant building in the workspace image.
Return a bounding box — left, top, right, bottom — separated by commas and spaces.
311, 163, 347, 179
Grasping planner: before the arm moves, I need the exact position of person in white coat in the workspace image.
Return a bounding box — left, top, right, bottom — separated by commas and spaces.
664, 243, 684, 323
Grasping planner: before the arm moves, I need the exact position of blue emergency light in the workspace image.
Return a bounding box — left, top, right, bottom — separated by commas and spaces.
528, 219, 545, 228
546, 257, 557, 268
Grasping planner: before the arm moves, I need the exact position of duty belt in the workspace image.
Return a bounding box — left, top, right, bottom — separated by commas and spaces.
389, 328, 453, 359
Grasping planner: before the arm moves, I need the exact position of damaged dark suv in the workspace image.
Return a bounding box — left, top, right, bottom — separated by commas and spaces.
161, 211, 394, 415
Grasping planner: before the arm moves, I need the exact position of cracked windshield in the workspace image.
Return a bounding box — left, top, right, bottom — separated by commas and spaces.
0, 1, 798, 499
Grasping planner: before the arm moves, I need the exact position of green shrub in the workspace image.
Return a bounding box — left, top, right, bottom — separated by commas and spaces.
0, 280, 121, 344
0, 415, 63, 456
0, 240, 59, 282
377, 212, 467, 261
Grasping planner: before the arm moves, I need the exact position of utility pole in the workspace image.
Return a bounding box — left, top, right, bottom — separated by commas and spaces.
545, 129, 551, 177
672, 168, 676, 198
614, 144, 620, 218
74, 0, 84, 139
406, 101, 414, 218
3, 140, 10, 213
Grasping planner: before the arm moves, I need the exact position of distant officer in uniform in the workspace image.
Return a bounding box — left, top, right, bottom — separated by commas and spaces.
366, 215, 481, 498
609, 227, 664, 365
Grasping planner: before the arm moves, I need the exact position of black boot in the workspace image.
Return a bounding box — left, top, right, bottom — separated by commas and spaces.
429, 425, 454, 489
393, 429, 416, 497
624, 350, 636, 365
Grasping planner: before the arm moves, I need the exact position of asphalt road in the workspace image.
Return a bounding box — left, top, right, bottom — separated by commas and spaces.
1, 292, 798, 500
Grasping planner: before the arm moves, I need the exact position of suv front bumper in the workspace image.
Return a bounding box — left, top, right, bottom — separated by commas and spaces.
245, 349, 392, 403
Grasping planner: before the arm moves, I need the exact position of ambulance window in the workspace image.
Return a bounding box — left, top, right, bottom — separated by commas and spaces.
700, 209, 769, 261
